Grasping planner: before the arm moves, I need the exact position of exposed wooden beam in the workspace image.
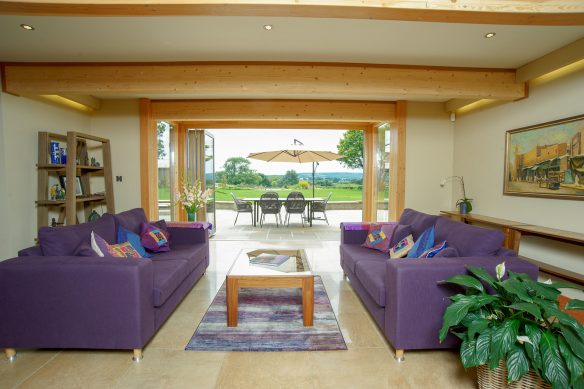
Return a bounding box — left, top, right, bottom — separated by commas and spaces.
517, 37, 584, 82
389, 100, 406, 221
0, 1, 583, 25
59, 94, 101, 111
363, 125, 376, 222
178, 121, 374, 130
1, 63, 526, 101
444, 99, 479, 113
151, 100, 395, 122
139, 98, 158, 220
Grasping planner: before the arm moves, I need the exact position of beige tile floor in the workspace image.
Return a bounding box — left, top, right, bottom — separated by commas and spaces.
0, 239, 477, 389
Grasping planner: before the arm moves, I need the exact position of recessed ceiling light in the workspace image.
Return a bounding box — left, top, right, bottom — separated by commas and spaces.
263, 24, 273, 31
484, 32, 496, 38
20, 24, 35, 31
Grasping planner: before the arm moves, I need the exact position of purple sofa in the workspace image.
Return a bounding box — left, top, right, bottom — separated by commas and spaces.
0, 208, 209, 361
340, 208, 538, 362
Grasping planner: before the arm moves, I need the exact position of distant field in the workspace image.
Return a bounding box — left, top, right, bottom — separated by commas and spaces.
159, 186, 362, 201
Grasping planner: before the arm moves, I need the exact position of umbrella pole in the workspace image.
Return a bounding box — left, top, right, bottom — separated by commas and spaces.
312, 162, 316, 198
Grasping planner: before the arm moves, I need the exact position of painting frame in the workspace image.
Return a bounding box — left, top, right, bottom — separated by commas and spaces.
503, 114, 584, 201
59, 176, 84, 197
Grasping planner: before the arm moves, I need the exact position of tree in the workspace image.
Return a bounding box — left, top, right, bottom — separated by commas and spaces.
157, 122, 168, 159
298, 179, 310, 190
258, 173, 272, 187
281, 170, 299, 187
337, 130, 364, 169
223, 157, 254, 185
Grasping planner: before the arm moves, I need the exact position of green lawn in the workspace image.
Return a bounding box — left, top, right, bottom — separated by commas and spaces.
159, 186, 363, 201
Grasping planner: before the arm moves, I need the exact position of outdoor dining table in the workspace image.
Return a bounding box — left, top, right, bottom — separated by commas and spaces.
241, 197, 324, 227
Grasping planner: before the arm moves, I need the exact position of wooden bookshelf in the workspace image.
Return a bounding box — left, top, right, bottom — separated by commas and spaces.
37, 131, 115, 228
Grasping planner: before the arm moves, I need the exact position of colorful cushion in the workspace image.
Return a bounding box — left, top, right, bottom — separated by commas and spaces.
153, 219, 171, 243
91, 231, 142, 258
419, 240, 447, 258
390, 224, 412, 247
118, 226, 151, 258
433, 247, 460, 258
361, 223, 398, 253
140, 222, 170, 253
407, 226, 435, 258
389, 234, 415, 259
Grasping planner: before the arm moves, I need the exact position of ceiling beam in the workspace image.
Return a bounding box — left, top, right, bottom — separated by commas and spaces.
150, 100, 395, 122
1, 62, 527, 101
517, 37, 584, 83
0, 1, 583, 25
178, 121, 372, 130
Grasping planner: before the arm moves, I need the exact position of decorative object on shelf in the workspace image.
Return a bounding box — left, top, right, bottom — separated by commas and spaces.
87, 210, 101, 222
49, 184, 59, 200
60, 176, 83, 196
439, 262, 584, 389
60, 148, 67, 164
90, 157, 100, 167
504, 114, 584, 200
176, 179, 212, 222
50, 141, 60, 164
440, 175, 472, 214
56, 186, 65, 200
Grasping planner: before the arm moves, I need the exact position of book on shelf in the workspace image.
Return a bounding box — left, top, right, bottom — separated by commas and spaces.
249, 253, 290, 267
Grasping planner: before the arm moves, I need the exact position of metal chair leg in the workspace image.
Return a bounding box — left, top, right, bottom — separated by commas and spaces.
234, 212, 239, 225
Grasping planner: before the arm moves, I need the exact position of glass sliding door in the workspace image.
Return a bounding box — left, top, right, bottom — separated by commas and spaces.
376, 123, 390, 221
204, 132, 216, 233
156, 121, 177, 221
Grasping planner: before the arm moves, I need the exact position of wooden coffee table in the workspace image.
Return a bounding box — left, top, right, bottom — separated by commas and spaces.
226, 249, 314, 327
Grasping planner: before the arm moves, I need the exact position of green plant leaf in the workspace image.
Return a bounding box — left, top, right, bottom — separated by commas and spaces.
507, 302, 542, 320
566, 299, 584, 311
524, 323, 543, 374
549, 280, 584, 291
560, 325, 584, 361
540, 331, 570, 389
506, 344, 530, 383
444, 274, 485, 293
558, 336, 584, 386
468, 319, 491, 341
467, 265, 496, 289
543, 305, 582, 333
439, 295, 498, 342
489, 320, 520, 369
575, 375, 584, 389
499, 279, 534, 303
524, 279, 561, 301
475, 327, 492, 366
460, 338, 479, 368
507, 271, 532, 282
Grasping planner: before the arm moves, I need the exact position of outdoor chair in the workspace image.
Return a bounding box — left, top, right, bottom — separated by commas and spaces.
284, 192, 307, 227
311, 192, 332, 225
259, 192, 282, 228
231, 193, 253, 225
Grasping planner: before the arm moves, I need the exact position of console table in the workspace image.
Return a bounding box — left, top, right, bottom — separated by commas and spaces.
440, 210, 584, 284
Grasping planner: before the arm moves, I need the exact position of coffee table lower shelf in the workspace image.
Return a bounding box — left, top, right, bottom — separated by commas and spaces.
226, 275, 315, 327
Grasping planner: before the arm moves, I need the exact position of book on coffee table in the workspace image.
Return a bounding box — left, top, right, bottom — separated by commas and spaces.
249, 253, 290, 267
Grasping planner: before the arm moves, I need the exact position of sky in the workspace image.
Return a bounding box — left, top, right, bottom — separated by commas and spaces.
207, 129, 362, 175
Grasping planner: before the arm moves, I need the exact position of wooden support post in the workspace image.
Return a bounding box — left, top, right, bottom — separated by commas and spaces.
302, 277, 314, 327
132, 348, 142, 362
226, 277, 239, 327
5, 348, 16, 362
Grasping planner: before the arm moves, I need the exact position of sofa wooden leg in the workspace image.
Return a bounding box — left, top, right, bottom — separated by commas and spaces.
394, 349, 405, 363
5, 348, 16, 362
132, 349, 143, 362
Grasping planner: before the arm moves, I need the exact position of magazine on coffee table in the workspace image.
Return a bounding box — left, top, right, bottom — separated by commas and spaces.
249, 253, 290, 267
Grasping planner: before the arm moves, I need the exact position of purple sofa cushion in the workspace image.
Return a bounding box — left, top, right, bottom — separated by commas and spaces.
73, 242, 97, 257
434, 217, 505, 257
398, 209, 439, 240
355, 260, 387, 307
341, 244, 387, 274
361, 223, 398, 253
151, 243, 208, 274
115, 208, 148, 235
152, 259, 190, 307
434, 246, 459, 258
390, 224, 412, 247
38, 213, 116, 256
140, 222, 170, 253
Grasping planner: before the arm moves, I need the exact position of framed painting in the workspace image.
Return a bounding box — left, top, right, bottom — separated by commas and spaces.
504, 114, 584, 200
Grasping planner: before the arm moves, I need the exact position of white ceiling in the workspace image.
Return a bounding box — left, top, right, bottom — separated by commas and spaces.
0, 15, 583, 68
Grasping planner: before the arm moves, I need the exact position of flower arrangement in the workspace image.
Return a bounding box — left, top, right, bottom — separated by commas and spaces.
175, 180, 213, 217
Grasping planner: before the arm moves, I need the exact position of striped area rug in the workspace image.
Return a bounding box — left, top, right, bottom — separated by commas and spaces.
185, 276, 347, 352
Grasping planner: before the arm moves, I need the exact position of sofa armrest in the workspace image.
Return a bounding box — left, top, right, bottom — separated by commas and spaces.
496, 247, 517, 257
18, 245, 42, 257
384, 256, 538, 351
0, 256, 155, 350
340, 224, 369, 245
167, 226, 209, 246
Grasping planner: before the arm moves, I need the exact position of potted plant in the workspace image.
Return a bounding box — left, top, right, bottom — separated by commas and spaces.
439, 262, 584, 389
456, 197, 473, 214
175, 179, 213, 222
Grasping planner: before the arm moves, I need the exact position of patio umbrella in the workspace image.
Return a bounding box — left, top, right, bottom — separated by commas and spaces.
247, 139, 343, 197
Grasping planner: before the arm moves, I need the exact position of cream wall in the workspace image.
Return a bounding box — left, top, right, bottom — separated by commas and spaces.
405, 102, 455, 214
452, 69, 584, 274
0, 93, 90, 257
89, 99, 141, 213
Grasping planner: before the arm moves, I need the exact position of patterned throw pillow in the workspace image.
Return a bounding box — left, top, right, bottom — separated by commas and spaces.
362, 223, 398, 253
419, 240, 447, 258
118, 226, 151, 258
91, 231, 143, 258
407, 226, 435, 258
140, 222, 170, 253
389, 234, 415, 259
